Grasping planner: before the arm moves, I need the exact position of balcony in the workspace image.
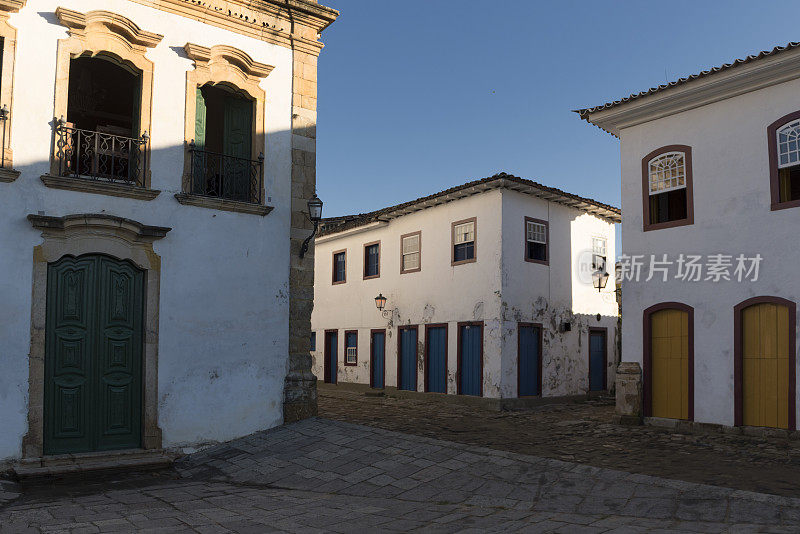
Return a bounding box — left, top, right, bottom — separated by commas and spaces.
42, 118, 159, 200
175, 142, 271, 216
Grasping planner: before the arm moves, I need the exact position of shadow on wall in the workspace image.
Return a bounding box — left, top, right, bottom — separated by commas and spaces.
0, 116, 302, 460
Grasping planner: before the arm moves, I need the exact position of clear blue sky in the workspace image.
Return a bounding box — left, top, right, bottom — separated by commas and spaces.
315, 0, 798, 219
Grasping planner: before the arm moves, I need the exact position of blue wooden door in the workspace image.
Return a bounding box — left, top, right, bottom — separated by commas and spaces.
589, 330, 606, 391
325, 331, 337, 384
518, 324, 541, 397
426, 326, 447, 393
398, 327, 417, 391
371, 331, 385, 389
459, 324, 482, 396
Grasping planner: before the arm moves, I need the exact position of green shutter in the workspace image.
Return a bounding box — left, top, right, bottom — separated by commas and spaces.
223, 94, 253, 200
195, 87, 207, 150
223, 95, 252, 160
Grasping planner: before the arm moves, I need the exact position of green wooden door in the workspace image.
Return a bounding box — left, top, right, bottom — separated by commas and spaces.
222, 95, 252, 201
44, 255, 144, 455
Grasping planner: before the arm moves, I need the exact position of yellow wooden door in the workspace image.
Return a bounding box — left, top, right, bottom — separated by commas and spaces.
742, 303, 790, 429
651, 309, 689, 419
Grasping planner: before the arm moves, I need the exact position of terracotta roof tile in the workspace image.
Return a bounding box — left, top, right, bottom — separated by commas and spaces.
575, 42, 800, 121
318, 172, 620, 237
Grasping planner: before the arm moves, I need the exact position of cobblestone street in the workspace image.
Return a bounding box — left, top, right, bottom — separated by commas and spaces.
318, 386, 800, 498
3, 416, 800, 532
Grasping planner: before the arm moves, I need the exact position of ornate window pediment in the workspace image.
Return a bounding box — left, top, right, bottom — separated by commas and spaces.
184, 43, 274, 88
55, 8, 163, 54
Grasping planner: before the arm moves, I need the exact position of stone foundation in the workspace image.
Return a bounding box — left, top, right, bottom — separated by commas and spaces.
614, 361, 642, 425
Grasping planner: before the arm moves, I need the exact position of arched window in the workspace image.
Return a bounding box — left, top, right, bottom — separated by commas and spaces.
768, 111, 800, 210
641, 145, 694, 231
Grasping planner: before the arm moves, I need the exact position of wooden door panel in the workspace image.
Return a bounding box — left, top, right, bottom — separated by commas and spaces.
459, 324, 482, 396
742, 303, 790, 429
45, 257, 96, 454
45, 255, 143, 454
371, 331, 385, 389
97, 258, 143, 450
426, 326, 447, 394
650, 309, 689, 420
518, 325, 540, 397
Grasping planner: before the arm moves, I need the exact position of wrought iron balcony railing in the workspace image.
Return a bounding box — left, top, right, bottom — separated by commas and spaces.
186, 141, 264, 204
52, 118, 149, 187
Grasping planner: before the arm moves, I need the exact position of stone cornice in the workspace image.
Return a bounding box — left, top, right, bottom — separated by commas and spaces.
27, 213, 171, 241
184, 43, 274, 79
584, 47, 800, 137
56, 8, 164, 49
0, 0, 24, 14
128, 0, 338, 56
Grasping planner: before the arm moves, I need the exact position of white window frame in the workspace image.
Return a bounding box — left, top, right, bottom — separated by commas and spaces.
401, 233, 420, 272
648, 152, 686, 195
592, 236, 607, 270
526, 221, 547, 245
778, 119, 800, 169
454, 221, 475, 245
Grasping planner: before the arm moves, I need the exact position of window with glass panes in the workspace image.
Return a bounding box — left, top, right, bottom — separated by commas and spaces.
592, 237, 607, 271
525, 219, 548, 262
777, 119, 800, 202
452, 220, 475, 263
648, 152, 688, 224
364, 243, 380, 278
332, 251, 346, 283
345, 331, 357, 365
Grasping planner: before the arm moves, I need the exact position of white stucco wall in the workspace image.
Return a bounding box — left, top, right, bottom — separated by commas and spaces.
0, 0, 295, 460
311, 188, 619, 399
618, 76, 800, 427
500, 191, 618, 397
311, 190, 505, 397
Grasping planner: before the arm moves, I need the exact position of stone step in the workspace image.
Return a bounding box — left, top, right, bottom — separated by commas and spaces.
13, 449, 177, 479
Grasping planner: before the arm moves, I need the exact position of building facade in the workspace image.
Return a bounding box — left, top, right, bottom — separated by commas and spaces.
311, 174, 620, 402
0, 0, 337, 463
579, 43, 800, 430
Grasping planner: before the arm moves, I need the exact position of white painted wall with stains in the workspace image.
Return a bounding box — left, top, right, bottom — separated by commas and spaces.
0, 0, 294, 461
617, 76, 800, 427
311, 188, 619, 398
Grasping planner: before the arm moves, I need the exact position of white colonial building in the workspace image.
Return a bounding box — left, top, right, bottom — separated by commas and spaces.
0, 0, 337, 468
311, 174, 620, 403
579, 43, 800, 431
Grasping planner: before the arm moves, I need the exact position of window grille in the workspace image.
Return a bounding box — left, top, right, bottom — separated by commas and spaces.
346, 347, 357, 364
526, 222, 547, 244
648, 152, 686, 195
778, 120, 800, 168
402, 234, 420, 271
454, 222, 474, 245
592, 237, 607, 270
592, 237, 606, 255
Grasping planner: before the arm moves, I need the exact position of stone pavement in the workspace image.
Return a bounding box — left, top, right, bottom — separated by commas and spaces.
2, 418, 800, 533
319, 386, 800, 498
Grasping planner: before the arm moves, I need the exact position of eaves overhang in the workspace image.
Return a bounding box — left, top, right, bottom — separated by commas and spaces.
577, 45, 800, 137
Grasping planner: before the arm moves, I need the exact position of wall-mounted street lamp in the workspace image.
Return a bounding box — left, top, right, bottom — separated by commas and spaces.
592, 269, 610, 293
375, 293, 393, 318
299, 193, 323, 259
